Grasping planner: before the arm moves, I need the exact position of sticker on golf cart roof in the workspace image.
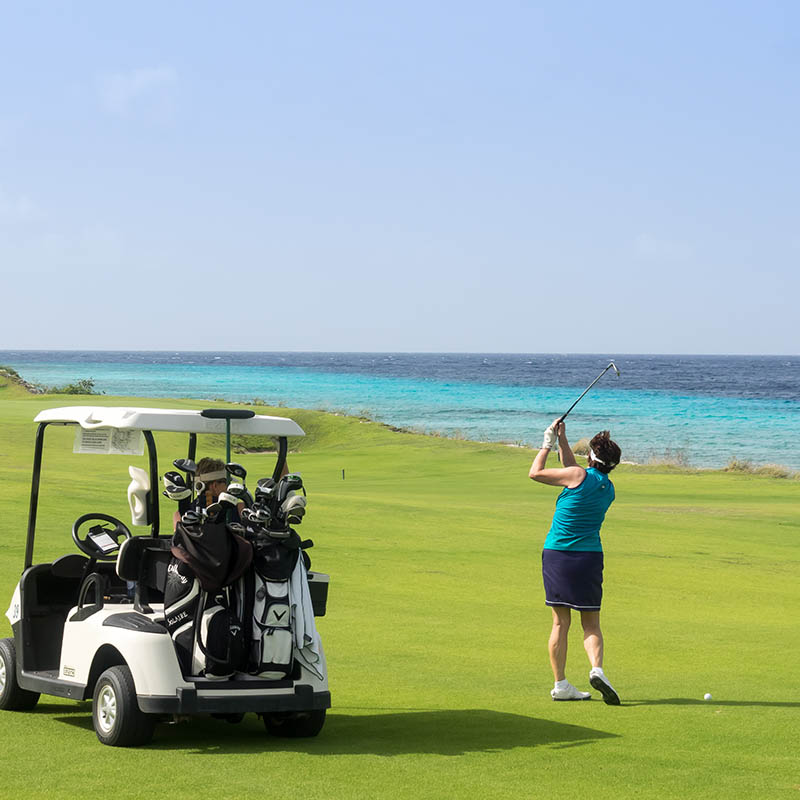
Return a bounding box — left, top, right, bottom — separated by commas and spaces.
73, 427, 144, 456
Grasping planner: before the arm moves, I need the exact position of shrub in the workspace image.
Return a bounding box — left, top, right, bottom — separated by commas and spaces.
49, 378, 101, 395
725, 458, 797, 479
725, 457, 755, 473
572, 438, 590, 455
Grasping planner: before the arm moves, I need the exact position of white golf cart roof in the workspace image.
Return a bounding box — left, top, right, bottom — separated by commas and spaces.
34, 406, 305, 437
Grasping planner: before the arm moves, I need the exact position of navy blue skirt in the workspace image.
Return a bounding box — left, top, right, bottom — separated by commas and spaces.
542, 549, 604, 610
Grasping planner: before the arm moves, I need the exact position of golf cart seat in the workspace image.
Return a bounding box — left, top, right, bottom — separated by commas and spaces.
51, 553, 90, 579
116, 536, 173, 615
53, 554, 128, 608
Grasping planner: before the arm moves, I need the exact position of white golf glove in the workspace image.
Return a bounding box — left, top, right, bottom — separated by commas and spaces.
542, 426, 558, 450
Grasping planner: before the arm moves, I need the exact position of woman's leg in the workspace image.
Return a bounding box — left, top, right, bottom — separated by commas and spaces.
548, 606, 571, 681
579, 610, 603, 668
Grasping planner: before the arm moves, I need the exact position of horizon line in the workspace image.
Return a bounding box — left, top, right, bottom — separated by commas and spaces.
0, 349, 797, 358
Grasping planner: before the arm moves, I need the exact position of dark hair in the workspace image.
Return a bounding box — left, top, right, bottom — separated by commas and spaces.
588, 431, 621, 474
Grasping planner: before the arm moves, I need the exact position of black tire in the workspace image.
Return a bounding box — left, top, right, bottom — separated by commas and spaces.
263, 708, 326, 738
92, 665, 155, 747
0, 638, 40, 711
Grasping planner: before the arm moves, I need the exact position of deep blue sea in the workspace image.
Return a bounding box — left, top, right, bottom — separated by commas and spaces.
2, 351, 798, 470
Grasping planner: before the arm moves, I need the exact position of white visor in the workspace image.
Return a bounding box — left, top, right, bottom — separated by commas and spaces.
589, 449, 606, 465
196, 469, 228, 483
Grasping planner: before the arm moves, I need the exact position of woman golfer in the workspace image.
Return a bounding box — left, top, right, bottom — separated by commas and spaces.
529, 421, 621, 704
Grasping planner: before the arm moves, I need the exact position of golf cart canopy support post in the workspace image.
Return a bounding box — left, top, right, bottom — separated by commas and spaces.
199, 408, 256, 464
274, 437, 288, 481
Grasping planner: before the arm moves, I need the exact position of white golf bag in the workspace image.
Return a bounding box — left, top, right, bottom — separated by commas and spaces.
251, 573, 294, 679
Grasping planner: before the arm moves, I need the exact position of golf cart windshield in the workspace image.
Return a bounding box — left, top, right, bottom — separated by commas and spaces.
26, 406, 305, 568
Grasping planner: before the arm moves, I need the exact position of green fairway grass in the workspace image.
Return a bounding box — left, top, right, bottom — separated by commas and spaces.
0, 389, 798, 799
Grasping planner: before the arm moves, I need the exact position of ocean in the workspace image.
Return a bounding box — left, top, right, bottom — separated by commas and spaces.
1, 351, 798, 470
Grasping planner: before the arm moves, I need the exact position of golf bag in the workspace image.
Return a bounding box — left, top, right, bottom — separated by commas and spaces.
245, 531, 309, 679
164, 518, 252, 678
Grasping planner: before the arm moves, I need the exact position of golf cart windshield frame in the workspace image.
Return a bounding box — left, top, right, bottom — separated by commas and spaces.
24, 407, 299, 569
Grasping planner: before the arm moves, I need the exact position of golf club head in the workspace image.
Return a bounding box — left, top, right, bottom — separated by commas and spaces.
243, 503, 271, 524
180, 509, 204, 526
255, 477, 277, 506
226, 462, 247, 482
162, 471, 191, 501
609, 361, 621, 377
281, 494, 306, 511
280, 494, 307, 525
227, 482, 246, 498
173, 458, 197, 474
217, 491, 239, 508
277, 473, 304, 503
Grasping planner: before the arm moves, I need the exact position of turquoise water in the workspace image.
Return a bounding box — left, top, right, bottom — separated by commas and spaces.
5, 355, 799, 470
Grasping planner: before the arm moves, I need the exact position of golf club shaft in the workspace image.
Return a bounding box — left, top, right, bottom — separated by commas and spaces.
556, 362, 619, 425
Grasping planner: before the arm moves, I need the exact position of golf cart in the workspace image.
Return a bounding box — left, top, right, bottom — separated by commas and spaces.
1, 406, 330, 746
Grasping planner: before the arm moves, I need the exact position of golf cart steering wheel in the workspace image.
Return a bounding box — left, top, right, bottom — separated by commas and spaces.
72, 513, 132, 561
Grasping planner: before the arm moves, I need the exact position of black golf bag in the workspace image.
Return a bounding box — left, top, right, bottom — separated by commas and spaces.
164, 518, 252, 678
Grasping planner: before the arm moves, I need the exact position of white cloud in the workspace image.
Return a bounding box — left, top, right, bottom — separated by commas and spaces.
98, 66, 178, 116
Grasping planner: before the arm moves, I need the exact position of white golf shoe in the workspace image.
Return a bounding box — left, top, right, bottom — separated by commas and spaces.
550, 681, 591, 701
589, 668, 621, 705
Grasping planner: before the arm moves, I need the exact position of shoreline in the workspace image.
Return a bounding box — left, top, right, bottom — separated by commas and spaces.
2, 365, 797, 479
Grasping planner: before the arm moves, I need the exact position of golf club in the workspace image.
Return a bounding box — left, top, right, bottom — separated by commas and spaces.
226, 462, 247, 485
276, 473, 304, 505
280, 494, 307, 526
162, 471, 191, 501
556, 361, 621, 425
173, 458, 197, 502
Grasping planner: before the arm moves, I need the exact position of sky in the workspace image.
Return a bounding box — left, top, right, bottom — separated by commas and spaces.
1, 1, 798, 354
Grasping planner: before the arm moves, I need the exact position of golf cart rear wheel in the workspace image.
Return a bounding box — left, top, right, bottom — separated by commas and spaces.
263, 708, 326, 738
92, 665, 155, 747
0, 638, 40, 711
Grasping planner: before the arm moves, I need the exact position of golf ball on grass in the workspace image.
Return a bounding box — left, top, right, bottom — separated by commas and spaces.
704, 693, 712, 701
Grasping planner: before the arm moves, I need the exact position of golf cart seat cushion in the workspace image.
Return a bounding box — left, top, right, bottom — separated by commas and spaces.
117, 536, 172, 587
51, 553, 89, 579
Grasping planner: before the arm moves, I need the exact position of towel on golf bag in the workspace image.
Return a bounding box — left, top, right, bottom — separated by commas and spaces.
164, 560, 247, 678
289, 553, 323, 680
171, 518, 252, 592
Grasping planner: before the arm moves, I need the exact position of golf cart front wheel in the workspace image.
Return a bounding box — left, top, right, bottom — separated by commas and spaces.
263, 708, 326, 738
0, 638, 40, 711
92, 665, 155, 747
